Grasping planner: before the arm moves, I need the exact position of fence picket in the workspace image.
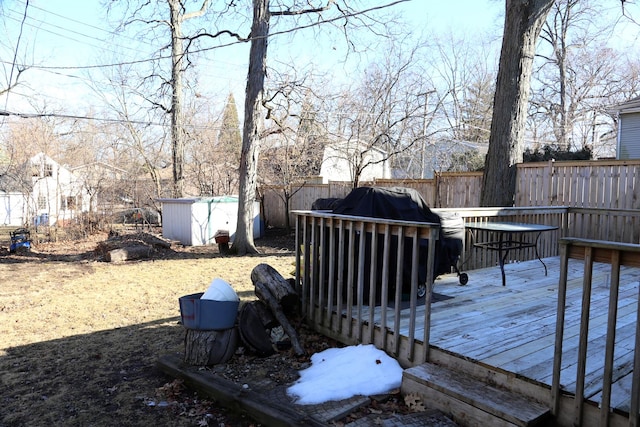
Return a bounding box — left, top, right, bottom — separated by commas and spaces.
261, 160, 640, 229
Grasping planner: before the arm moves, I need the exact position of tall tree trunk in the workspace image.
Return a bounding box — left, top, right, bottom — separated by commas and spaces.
169, 0, 185, 198
233, 0, 270, 255
480, 0, 554, 207
167, 0, 209, 198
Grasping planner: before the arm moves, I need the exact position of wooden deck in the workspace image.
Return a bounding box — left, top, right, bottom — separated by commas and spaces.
359, 256, 640, 414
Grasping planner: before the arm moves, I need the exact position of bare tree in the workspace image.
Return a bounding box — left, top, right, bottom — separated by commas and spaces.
89, 63, 171, 211
0, 0, 29, 99
259, 81, 327, 231
535, 0, 585, 150
233, 0, 408, 254
480, 0, 554, 207
323, 44, 433, 186
233, 0, 270, 255
167, 0, 210, 197
187, 93, 242, 196
110, 0, 210, 198
529, 0, 640, 157
427, 31, 497, 145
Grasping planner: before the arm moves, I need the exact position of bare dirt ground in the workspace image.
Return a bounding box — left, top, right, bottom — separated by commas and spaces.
0, 227, 432, 427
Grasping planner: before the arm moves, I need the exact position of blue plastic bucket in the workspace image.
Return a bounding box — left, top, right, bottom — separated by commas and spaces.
179, 293, 239, 330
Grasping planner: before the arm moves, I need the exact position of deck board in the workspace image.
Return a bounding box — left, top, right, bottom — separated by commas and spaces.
358, 257, 640, 414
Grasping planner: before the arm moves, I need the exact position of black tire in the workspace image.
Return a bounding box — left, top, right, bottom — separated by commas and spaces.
417, 284, 427, 299
459, 273, 469, 286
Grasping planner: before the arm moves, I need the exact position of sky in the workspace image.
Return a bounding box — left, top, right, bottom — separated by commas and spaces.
1, 0, 639, 124
0, 0, 506, 118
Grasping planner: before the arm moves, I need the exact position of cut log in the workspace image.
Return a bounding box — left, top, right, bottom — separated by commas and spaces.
106, 245, 152, 262
254, 281, 304, 356
251, 263, 299, 312
183, 327, 238, 365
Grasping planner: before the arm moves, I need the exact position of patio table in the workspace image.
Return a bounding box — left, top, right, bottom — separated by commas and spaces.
465, 221, 558, 286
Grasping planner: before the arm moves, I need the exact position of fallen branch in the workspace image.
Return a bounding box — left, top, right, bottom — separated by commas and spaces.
254, 281, 305, 356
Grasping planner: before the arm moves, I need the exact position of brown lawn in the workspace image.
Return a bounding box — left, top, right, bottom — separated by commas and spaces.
0, 229, 297, 426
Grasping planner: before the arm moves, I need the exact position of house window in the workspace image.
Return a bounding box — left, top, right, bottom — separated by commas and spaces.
38, 195, 47, 210
31, 164, 39, 177
44, 163, 53, 177
60, 196, 76, 210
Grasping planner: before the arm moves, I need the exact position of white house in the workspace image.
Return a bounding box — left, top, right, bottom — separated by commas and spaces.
319, 140, 391, 184
28, 153, 92, 226
0, 153, 93, 227
0, 166, 26, 225
614, 96, 640, 159
0, 191, 25, 226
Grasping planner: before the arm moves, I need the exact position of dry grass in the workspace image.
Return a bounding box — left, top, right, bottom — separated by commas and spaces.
0, 229, 297, 426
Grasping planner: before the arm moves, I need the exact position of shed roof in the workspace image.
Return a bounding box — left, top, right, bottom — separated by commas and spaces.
157, 196, 239, 204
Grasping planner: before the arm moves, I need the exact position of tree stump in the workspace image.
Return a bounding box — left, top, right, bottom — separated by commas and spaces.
183, 327, 238, 365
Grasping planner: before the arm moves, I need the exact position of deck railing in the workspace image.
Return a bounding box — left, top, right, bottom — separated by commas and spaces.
294, 211, 439, 366
294, 207, 640, 425
434, 206, 565, 271
551, 238, 640, 427
564, 208, 640, 245
293, 206, 567, 366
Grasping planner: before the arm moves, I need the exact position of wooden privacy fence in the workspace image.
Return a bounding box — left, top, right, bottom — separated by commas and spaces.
435, 207, 564, 271
261, 173, 483, 229
261, 159, 640, 229
517, 159, 640, 209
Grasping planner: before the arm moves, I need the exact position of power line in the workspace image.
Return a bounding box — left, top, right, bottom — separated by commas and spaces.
3, 1, 407, 71
3, 7, 151, 60
13, 0, 156, 47
0, 108, 223, 131
24, 1, 125, 38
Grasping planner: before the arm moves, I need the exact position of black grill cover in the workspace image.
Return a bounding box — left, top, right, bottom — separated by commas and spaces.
332, 186, 441, 225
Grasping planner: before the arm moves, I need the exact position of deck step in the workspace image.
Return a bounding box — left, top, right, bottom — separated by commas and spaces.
401, 363, 550, 427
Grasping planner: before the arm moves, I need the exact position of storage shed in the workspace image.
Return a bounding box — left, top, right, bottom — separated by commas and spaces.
158, 196, 262, 246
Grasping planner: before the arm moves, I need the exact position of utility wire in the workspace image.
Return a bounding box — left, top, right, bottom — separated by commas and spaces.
0, 108, 224, 131
3, 6, 151, 59
5, 0, 29, 111
4, 1, 408, 71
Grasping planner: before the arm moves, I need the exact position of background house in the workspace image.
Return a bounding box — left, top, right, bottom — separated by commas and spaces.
27, 153, 91, 226
319, 141, 391, 184
30, 153, 92, 226
0, 171, 27, 226
615, 96, 640, 159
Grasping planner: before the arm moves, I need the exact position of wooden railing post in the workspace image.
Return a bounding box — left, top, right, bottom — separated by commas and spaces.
551, 237, 640, 426
551, 239, 569, 418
